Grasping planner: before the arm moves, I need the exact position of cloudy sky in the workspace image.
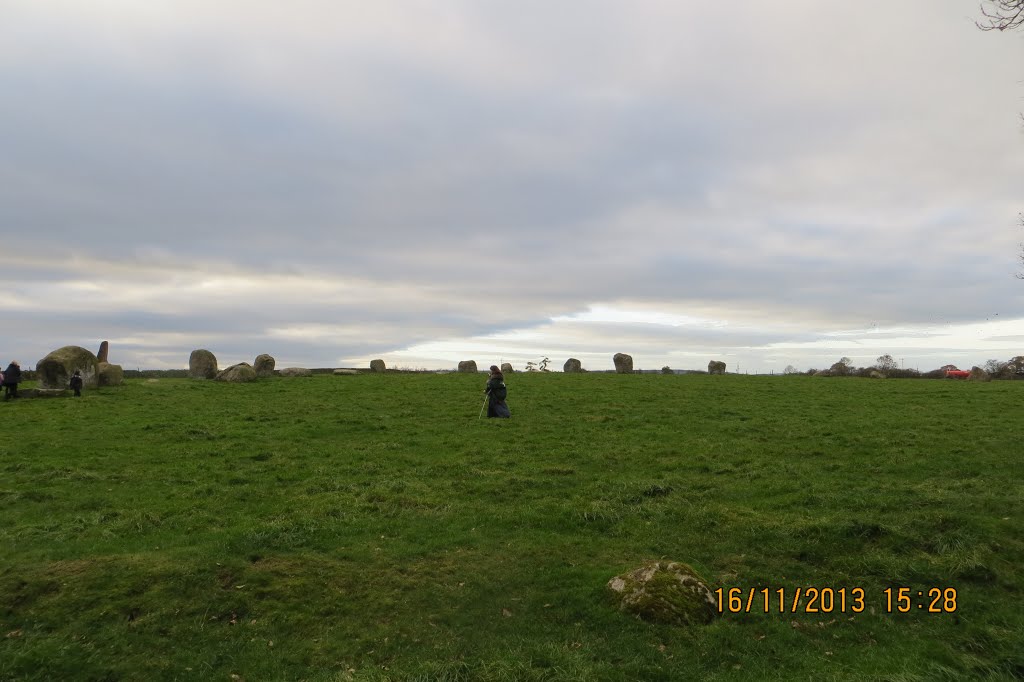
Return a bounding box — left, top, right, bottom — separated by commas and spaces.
2, 1, 1022, 373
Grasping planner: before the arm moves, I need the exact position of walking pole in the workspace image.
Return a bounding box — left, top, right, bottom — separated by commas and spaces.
478, 390, 489, 419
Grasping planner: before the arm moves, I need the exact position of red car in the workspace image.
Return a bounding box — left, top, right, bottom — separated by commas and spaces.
945, 369, 971, 379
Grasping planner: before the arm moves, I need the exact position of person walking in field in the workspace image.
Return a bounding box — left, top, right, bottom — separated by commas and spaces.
69, 370, 83, 397
484, 365, 511, 418
3, 361, 21, 400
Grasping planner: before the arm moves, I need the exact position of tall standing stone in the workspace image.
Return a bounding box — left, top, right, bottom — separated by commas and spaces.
708, 360, 726, 375
189, 349, 218, 379
458, 360, 478, 373
564, 358, 583, 373
500, 362, 513, 374
613, 353, 633, 374
96, 341, 109, 364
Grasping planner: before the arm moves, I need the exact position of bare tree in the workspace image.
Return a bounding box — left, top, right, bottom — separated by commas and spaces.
977, 0, 1024, 30
875, 354, 898, 372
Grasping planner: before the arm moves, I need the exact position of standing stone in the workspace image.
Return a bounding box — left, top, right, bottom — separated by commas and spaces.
97, 362, 124, 386
708, 360, 727, 375
37, 346, 100, 389
564, 358, 583, 373
370, 359, 386, 373
215, 362, 257, 383
96, 341, 109, 364
254, 354, 276, 377
613, 353, 633, 374
500, 362, 513, 374
458, 360, 478, 373
189, 349, 218, 379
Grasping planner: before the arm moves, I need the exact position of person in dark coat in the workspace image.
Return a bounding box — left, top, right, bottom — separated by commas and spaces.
484, 365, 511, 418
69, 370, 84, 397
3, 361, 22, 400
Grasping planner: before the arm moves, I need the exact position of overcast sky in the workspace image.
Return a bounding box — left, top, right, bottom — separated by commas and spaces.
2, 1, 1022, 372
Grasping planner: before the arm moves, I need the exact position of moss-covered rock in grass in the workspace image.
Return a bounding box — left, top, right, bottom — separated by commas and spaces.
370, 359, 386, 372
97, 362, 124, 386
280, 367, 312, 377
215, 362, 257, 383
458, 360, 478, 373
564, 358, 583, 373
708, 360, 726, 375
37, 346, 99, 389
500, 362, 513, 374
607, 561, 717, 625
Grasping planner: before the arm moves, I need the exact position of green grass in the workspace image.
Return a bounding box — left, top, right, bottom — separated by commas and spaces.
1, 373, 1021, 681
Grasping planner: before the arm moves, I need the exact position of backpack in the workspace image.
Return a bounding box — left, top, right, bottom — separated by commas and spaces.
492, 382, 507, 401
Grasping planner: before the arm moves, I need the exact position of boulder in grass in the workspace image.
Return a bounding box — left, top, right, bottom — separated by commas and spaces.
613, 353, 633, 374
215, 362, 257, 383
97, 362, 124, 386
500, 362, 513, 374
564, 358, 583, 373
37, 346, 99, 389
254, 354, 276, 377
708, 360, 726, 375
189, 349, 218, 379
280, 367, 313, 377
370, 359, 386, 373
458, 360, 478, 373
607, 561, 718, 626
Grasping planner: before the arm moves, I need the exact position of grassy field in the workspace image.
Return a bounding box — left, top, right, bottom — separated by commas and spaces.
0, 372, 1021, 681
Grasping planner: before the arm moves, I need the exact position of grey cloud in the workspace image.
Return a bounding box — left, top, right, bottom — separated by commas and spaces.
1, 1, 1021, 371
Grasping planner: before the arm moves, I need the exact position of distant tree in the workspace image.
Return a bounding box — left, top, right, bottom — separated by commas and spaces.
661, 366, 673, 374
525, 357, 551, 372
830, 358, 853, 376
976, 0, 1024, 31
875, 354, 898, 373
783, 365, 799, 375
984, 359, 1007, 374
